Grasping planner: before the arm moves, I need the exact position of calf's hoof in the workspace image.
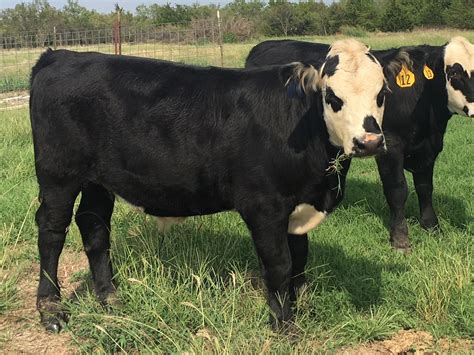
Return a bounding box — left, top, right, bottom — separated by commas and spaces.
390, 234, 411, 254
289, 275, 306, 303
100, 292, 121, 311
420, 216, 440, 231
42, 316, 63, 333
270, 313, 294, 333
38, 298, 68, 333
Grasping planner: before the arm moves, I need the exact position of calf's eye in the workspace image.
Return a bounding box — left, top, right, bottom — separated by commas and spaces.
325, 87, 343, 112
376, 85, 388, 107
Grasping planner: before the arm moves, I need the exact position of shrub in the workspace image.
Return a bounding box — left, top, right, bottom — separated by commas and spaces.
340, 25, 367, 37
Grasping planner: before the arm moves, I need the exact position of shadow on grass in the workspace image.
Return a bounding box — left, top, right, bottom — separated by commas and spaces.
308, 241, 405, 310
75, 219, 405, 312
342, 177, 472, 231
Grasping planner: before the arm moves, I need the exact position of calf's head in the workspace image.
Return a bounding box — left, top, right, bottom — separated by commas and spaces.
444, 36, 474, 117
318, 39, 407, 157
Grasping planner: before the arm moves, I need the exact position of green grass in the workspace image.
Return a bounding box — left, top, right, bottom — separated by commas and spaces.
2, 28, 474, 93
1, 31, 473, 351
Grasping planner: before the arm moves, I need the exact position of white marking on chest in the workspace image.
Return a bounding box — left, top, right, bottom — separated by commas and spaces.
288, 204, 327, 235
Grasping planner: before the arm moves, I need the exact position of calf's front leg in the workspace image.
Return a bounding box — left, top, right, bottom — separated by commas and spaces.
241, 210, 293, 329
376, 150, 410, 251
287, 233, 308, 303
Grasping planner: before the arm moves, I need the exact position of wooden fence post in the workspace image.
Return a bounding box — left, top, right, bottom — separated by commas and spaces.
217, 10, 224, 67
53, 26, 57, 50
114, 5, 122, 55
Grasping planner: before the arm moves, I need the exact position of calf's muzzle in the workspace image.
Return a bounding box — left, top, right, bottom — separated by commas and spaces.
353, 133, 385, 157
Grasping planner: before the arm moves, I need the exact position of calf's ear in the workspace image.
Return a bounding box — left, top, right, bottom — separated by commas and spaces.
376, 49, 414, 80
285, 62, 321, 99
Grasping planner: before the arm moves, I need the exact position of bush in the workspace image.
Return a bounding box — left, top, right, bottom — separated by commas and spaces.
379, 0, 415, 32
223, 32, 238, 43
222, 16, 256, 42
444, 0, 474, 29
339, 25, 367, 37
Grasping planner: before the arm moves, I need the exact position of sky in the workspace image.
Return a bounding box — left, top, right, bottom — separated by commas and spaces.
1, 0, 335, 14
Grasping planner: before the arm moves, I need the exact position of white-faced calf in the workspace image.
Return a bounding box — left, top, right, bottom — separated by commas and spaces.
29, 39, 407, 332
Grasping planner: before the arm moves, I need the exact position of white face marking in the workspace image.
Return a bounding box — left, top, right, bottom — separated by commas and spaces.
288, 203, 327, 235
320, 39, 386, 155
444, 36, 474, 117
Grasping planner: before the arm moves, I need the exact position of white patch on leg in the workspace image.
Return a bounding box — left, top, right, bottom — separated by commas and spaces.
155, 217, 186, 233
288, 204, 327, 235
115, 194, 186, 233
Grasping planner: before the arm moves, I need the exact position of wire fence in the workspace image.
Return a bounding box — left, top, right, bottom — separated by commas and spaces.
1, 17, 256, 108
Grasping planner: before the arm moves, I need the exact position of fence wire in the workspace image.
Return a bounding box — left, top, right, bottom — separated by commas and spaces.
1, 20, 229, 107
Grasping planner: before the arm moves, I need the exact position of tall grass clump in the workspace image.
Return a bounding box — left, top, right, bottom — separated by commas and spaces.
0, 76, 29, 93
410, 240, 472, 334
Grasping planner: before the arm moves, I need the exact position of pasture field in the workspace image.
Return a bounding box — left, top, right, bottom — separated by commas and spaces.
1, 28, 474, 93
0, 32, 473, 353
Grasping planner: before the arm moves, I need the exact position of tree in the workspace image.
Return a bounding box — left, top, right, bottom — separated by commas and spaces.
62, 0, 94, 30
445, 0, 474, 29
344, 0, 378, 30
261, 2, 296, 37
326, 2, 346, 34
418, 0, 452, 27
379, 0, 414, 32
293, 2, 329, 35
224, 0, 264, 20
0, 0, 62, 34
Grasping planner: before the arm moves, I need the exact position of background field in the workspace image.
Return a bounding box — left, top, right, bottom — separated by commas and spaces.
2, 28, 474, 94
0, 32, 473, 353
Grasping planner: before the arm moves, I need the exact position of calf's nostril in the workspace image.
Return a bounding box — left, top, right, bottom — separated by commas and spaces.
356, 139, 366, 150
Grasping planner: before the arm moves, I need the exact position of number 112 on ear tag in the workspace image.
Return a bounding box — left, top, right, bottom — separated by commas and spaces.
396, 65, 415, 88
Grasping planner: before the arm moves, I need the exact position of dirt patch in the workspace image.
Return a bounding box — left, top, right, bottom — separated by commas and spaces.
0, 249, 88, 354
0, 90, 29, 110
340, 329, 473, 354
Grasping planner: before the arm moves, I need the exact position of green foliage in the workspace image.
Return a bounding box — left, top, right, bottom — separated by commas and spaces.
1, 0, 473, 41
223, 32, 238, 43
326, 3, 347, 34
344, 0, 379, 31
445, 0, 474, 29
340, 25, 368, 37
418, 0, 452, 27
380, 0, 415, 32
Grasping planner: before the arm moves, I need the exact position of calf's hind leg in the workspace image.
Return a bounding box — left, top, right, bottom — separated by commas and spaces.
412, 163, 439, 231
75, 183, 115, 305
36, 185, 80, 332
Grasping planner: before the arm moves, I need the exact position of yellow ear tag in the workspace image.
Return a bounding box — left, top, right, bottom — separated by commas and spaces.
396, 65, 415, 88
423, 64, 434, 80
